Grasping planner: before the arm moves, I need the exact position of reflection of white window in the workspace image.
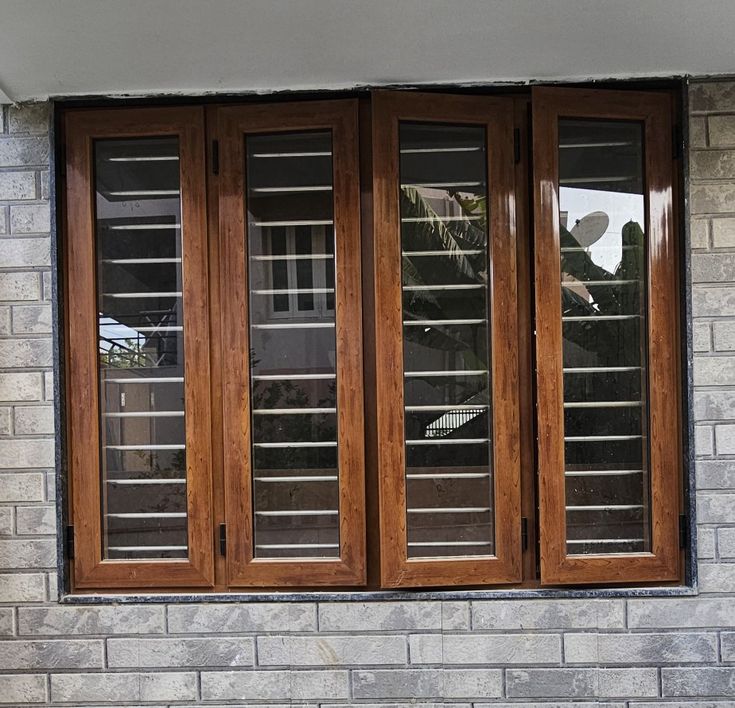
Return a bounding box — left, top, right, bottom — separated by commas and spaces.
266, 225, 335, 318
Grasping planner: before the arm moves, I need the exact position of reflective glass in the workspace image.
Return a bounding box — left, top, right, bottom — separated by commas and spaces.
95, 137, 187, 560
246, 131, 340, 559
399, 122, 494, 559
558, 119, 650, 555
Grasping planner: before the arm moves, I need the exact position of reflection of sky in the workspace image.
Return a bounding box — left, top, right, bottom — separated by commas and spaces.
560, 188, 645, 275
98, 316, 140, 352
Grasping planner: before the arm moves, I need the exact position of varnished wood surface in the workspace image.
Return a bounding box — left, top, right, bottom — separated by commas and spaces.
65, 107, 214, 589
532, 86, 681, 585
217, 100, 366, 586
372, 91, 522, 588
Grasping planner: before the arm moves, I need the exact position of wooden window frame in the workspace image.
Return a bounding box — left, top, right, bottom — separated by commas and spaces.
370, 91, 522, 588
64, 107, 214, 589
532, 86, 681, 585
62, 87, 684, 593
217, 100, 366, 586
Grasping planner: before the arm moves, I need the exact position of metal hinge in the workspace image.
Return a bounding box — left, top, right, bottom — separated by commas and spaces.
212, 139, 220, 175
514, 128, 521, 165
219, 523, 227, 556
673, 124, 682, 160
65, 525, 74, 559
521, 517, 528, 551
679, 514, 689, 549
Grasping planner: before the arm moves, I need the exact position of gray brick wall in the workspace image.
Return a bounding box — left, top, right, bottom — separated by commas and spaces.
0, 80, 733, 705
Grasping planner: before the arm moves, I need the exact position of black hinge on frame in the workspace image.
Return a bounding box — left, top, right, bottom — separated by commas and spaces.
219, 523, 227, 556
521, 517, 529, 551
65, 525, 74, 560
212, 139, 220, 175
672, 124, 682, 161
679, 514, 689, 549
514, 128, 522, 165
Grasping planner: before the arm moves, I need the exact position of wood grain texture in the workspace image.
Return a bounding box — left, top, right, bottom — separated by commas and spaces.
372, 91, 522, 588
217, 100, 366, 586
532, 86, 681, 585
64, 107, 214, 589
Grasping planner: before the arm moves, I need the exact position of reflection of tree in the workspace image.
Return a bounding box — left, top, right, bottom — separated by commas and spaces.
250, 349, 336, 470
100, 337, 149, 368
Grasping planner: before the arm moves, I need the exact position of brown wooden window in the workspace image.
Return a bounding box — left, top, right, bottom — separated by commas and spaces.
63, 87, 682, 592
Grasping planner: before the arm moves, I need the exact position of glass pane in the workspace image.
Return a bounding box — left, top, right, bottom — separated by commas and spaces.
95, 138, 187, 560
558, 119, 649, 555
399, 122, 493, 559
246, 131, 339, 559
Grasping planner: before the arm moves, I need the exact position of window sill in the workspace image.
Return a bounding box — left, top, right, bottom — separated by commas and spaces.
58, 584, 697, 604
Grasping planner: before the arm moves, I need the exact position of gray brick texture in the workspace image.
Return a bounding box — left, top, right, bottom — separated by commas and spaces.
0, 82, 733, 703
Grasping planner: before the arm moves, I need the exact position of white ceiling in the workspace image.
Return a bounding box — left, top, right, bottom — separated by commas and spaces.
1, 0, 734, 102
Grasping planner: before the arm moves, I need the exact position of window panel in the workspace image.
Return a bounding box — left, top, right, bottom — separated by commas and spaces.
219, 100, 365, 586
65, 107, 212, 589
533, 86, 680, 585
372, 92, 521, 588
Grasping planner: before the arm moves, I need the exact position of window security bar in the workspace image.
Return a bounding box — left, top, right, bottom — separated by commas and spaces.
101, 292, 182, 298
406, 404, 488, 412
408, 540, 492, 547
255, 543, 339, 550
564, 435, 643, 442
402, 249, 484, 257
250, 185, 332, 193
106, 156, 179, 162
102, 258, 182, 264
252, 407, 336, 415
566, 504, 645, 511
251, 288, 335, 295
104, 411, 184, 418
108, 224, 180, 230
406, 472, 490, 480
252, 441, 337, 448
107, 545, 187, 552
406, 438, 488, 445
400, 146, 481, 154
251, 254, 333, 261
404, 369, 487, 377
254, 475, 338, 483
403, 284, 485, 291
106, 478, 186, 485
254, 509, 339, 516
107, 190, 180, 197
106, 512, 187, 519
251, 219, 333, 227
564, 469, 643, 477
563, 401, 643, 408
401, 216, 483, 223
106, 444, 185, 451
251, 151, 330, 158
562, 280, 640, 287
104, 377, 184, 384
563, 366, 641, 373
252, 373, 335, 381
562, 314, 641, 321
250, 322, 335, 330
408, 507, 491, 514
401, 181, 483, 188
567, 537, 645, 544
404, 318, 486, 326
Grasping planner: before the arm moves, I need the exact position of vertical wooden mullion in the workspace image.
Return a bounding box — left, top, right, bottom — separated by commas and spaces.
65, 107, 214, 589
532, 86, 681, 585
